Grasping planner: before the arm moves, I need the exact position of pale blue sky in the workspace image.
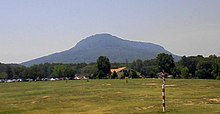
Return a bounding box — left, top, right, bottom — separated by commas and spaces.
0, 0, 220, 63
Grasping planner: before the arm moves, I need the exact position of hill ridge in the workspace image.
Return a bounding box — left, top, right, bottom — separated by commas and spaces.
22, 34, 180, 66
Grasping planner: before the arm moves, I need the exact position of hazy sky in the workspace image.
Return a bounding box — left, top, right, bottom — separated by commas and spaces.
1, 0, 220, 63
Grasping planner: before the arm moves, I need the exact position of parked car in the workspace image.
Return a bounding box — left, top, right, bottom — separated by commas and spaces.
6, 79, 16, 83
74, 76, 80, 80
17, 79, 23, 82
25, 78, 33, 82
50, 78, 56, 81
0, 80, 5, 83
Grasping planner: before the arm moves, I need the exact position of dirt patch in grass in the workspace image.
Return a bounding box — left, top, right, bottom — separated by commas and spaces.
208, 98, 220, 103
184, 101, 194, 105
115, 91, 122, 94
135, 105, 155, 111
165, 84, 177, 87
202, 98, 220, 104
184, 103, 194, 105
143, 83, 177, 87
102, 83, 112, 86
146, 105, 155, 109
42, 96, 50, 99
31, 96, 52, 104
144, 83, 158, 86
135, 107, 142, 111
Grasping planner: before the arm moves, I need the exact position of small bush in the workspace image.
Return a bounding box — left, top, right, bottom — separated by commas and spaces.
216, 76, 220, 80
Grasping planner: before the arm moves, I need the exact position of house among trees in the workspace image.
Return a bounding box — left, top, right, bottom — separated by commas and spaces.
110, 67, 139, 79
111, 67, 127, 74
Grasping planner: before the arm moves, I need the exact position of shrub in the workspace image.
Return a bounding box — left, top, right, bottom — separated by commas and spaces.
216, 76, 220, 80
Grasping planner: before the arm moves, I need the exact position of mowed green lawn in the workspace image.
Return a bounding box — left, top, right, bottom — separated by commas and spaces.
0, 79, 219, 114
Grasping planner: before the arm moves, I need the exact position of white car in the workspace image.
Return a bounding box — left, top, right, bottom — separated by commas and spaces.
50, 78, 56, 81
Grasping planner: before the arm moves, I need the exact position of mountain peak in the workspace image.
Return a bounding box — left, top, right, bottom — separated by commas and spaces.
22, 34, 180, 66
91, 33, 113, 37
85, 33, 121, 41
74, 33, 123, 49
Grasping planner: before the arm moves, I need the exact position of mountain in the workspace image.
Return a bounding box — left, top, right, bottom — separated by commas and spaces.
22, 34, 180, 66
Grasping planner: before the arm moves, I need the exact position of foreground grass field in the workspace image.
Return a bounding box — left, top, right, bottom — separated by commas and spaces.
0, 79, 219, 114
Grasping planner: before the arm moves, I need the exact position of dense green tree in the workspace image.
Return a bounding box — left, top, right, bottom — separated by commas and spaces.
131, 59, 143, 72
156, 53, 175, 74
0, 72, 7, 79
180, 55, 203, 77
181, 67, 190, 79
22, 68, 32, 79
209, 55, 219, 79
111, 71, 118, 79
81, 64, 97, 78
141, 59, 158, 77
196, 60, 213, 79
130, 70, 138, 78
13, 66, 26, 79
27, 65, 43, 79
41, 63, 52, 78
6, 66, 13, 79
97, 56, 111, 79
97, 70, 105, 79
52, 65, 67, 78
66, 67, 76, 77
74, 63, 87, 74
0, 63, 7, 72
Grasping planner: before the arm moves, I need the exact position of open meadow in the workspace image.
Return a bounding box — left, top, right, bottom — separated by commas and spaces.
0, 79, 219, 114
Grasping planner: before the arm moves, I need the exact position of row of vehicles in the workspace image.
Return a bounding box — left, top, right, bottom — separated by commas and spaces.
0, 76, 88, 83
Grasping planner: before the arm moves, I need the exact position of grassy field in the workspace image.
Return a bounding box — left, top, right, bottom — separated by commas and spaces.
0, 79, 219, 114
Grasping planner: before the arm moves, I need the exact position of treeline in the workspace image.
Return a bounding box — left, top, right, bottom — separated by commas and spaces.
0, 53, 220, 80
129, 54, 220, 80
177, 55, 220, 79
0, 63, 88, 79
